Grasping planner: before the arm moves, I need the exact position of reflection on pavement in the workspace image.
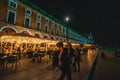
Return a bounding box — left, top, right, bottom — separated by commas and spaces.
0, 48, 98, 80
87, 49, 98, 67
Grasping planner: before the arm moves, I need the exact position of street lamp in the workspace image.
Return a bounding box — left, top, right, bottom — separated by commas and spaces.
65, 16, 70, 48
65, 17, 69, 22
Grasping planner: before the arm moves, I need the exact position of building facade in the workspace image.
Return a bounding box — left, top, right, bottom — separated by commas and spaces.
0, 0, 89, 51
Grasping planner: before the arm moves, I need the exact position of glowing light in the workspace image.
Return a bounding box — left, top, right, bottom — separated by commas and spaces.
65, 17, 70, 22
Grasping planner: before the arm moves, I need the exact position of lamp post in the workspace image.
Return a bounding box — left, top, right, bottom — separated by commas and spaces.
65, 17, 70, 48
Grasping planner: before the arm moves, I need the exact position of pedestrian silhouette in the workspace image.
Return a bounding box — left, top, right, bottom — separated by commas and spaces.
73, 48, 81, 72
58, 48, 72, 80
100, 51, 106, 60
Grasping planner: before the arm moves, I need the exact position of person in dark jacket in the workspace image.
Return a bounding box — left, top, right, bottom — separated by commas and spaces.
73, 48, 81, 72
58, 48, 72, 80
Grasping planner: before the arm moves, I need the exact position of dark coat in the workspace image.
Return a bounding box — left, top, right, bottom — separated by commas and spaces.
52, 50, 59, 66
60, 48, 72, 71
75, 51, 81, 61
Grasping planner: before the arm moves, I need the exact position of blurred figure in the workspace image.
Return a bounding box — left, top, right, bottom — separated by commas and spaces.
56, 42, 72, 80
52, 47, 59, 69
58, 48, 72, 80
73, 48, 81, 72
100, 51, 106, 60
56, 41, 64, 60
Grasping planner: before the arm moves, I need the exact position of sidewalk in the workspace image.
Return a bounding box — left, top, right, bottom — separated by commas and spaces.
94, 49, 120, 80
0, 49, 98, 80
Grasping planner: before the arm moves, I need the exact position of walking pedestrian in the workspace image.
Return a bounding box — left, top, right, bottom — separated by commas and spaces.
58, 48, 72, 80
73, 48, 81, 72
56, 42, 72, 80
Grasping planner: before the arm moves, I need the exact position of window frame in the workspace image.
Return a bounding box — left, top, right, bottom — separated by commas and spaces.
56, 29, 59, 36
45, 24, 48, 33
8, 0, 17, 9
25, 8, 32, 16
51, 27, 54, 35
36, 21, 41, 31
6, 10, 16, 24
24, 16, 31, 28
37, 13, 41, 20
45, 17, 49, 24
51, 21, 55, 26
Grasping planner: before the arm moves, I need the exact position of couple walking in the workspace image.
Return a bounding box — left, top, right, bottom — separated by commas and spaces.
56, 42, 81, 80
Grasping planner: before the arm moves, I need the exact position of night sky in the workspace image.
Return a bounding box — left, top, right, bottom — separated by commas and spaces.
29, 0, 120, 47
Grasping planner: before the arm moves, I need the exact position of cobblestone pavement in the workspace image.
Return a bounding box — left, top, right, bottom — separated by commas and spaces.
0, 49, 98, 80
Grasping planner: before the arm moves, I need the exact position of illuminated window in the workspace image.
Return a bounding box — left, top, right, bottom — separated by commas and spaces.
7, 10, 16, 24
24, 16, 31, 28
8, 0, 17, 9
25, 8, 32, 16
36, 21, 41, 31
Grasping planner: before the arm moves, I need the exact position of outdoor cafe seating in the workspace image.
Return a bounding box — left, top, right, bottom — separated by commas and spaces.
0, 49, 19, 72
32, 50, 46, 62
